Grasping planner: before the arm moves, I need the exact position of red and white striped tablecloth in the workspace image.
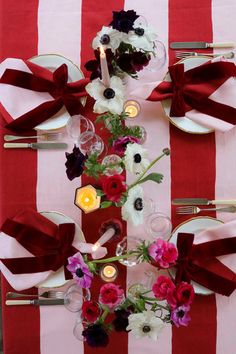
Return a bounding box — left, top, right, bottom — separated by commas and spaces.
1, 1, 236, 353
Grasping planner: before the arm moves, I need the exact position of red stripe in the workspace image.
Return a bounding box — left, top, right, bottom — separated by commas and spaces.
80, 1, 127, 353
169, 1, 217, 354
0, 1, 40, 353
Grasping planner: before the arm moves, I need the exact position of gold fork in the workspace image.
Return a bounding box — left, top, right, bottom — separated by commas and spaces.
176, 205, 236, 215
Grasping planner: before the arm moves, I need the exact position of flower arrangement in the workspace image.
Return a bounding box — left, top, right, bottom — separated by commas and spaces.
66, 141, 169, 225
66, 237, 195, 347
85, 10, 157, 80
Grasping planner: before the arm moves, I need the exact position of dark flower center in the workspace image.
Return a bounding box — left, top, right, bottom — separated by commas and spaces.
76, 268, 84, 278
134, 153, 142, 163
103, 88, 115, 99
111, 182, 118, 189
142, 325, 151, 333
177, 309, 185, 318
100, 34, 110, 45
134, 197, 143, 211
134, 27, 145, 36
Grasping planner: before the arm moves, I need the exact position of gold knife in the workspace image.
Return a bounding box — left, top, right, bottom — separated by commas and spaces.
172, 198, 236, 205
6, 299, 65, 306
4, 142, 68, 149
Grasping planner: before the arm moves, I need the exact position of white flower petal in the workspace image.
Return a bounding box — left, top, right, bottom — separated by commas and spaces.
121, 185, 144, 225
92, 26, 123, 52
127, 311, 164, 341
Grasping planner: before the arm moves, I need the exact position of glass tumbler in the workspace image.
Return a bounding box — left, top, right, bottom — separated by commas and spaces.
64, 283, 91, 313
66, 114, 95, 143
78, 131, 105, 156
145, 212, 172, 240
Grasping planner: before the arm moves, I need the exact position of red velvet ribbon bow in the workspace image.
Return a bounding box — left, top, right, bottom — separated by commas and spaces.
148, 61, 236, 123
175, 232, 236, 296
0, 217, 77, 279
0, 61, 90, 132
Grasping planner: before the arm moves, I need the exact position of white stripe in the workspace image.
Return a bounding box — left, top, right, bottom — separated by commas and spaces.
37, 1, 84, 354
213, 0, 236, 353
124, 1, 171, 353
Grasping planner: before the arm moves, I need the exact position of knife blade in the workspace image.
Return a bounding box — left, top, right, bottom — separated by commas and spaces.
170, 41, 235, 49
4, 142, 68, 149
172, 198, 236, 205
6, 299, 65, 306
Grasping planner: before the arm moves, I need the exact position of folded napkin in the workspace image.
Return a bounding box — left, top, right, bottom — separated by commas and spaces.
0, 58, 89, 132
0, 209, 107, 290
131, 58, 236, 132
175, 220, 236, 296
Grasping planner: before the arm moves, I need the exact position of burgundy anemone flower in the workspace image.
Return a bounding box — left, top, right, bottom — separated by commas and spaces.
109, 10, 139, 33
65, 145, 87, 181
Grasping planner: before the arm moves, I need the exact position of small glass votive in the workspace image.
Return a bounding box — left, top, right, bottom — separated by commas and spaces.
145, 212, 172, 240
124, 100, 141, 119
100, 263, 118, 282
101, 154, 123, 176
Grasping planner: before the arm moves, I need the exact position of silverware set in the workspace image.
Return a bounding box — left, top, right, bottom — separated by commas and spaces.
3, 132, 68, 150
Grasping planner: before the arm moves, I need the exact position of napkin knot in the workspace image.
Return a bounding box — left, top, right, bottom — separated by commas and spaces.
175, 232, 236, 296
0, 60, 90, 132
147, 61, 236, 123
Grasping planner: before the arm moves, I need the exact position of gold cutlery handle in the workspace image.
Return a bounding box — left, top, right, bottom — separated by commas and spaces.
6, 300, 32, 305
209, 42, 235, 48
211, 199, 236, 205
4, 143, 30, 148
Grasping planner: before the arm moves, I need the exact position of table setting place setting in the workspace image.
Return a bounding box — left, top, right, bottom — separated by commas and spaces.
0, 7, 236, 350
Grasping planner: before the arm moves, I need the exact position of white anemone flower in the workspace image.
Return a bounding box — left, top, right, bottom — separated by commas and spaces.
121, 185, 144, 225
126, 24, 157, 52
124, 143, 150, 175
86, 76, 125, 114
92, 26, 123, 53
127, 310, 164, 340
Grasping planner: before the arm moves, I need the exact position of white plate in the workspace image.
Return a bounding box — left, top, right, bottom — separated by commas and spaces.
37, 211, 84, 288
29, 54, 84, 131
169, 216, 223, 295
162, 57, 213, 134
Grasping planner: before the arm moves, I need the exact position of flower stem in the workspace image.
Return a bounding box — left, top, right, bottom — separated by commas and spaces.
100, 307, 110, 323
90, 252, 137, 264
127, 151, 167, 191
141, 296, 169, 310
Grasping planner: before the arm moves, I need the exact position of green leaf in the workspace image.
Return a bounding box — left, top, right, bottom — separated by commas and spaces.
100, 201, 113, 209
96, 189, 105, 197
137, 173, 164, 185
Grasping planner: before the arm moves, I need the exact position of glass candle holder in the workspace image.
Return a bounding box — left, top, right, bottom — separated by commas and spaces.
100, 263, 118, 282
116, 236, 142, 267
101, 154, 123, 176
145, 212, 172, 240
124, 100, 141, 119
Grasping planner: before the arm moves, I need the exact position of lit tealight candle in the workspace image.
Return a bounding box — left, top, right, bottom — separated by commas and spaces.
124, 100, 141, 118
100, 263, 118, 282
74, 185, 101, 213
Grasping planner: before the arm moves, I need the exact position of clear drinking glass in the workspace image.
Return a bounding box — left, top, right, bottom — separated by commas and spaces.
148, 40, 167, 71
78, 131, 104, 156
64, 283, 90, 313
116, 236, 142, 267
66, 114, 95, 143
145, 212, 172, 240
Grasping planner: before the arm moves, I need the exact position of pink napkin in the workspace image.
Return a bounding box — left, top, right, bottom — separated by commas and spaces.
130, 57, 236, 132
